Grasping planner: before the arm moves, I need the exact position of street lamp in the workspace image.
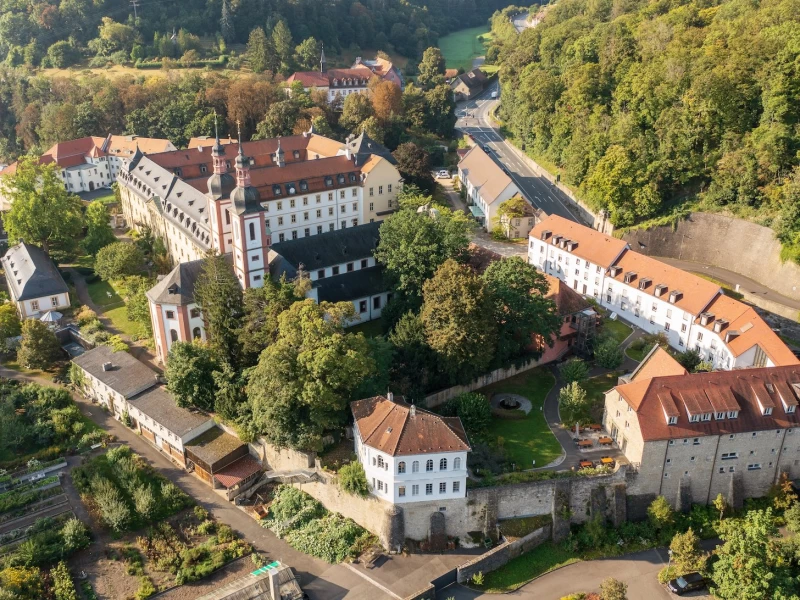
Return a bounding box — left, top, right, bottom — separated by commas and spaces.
667, 548, 673, 568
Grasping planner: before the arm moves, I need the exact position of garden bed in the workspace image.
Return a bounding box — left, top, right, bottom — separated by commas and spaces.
498, 515, 552, 540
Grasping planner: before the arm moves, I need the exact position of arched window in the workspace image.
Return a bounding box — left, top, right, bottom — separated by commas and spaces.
454, 457, 461, 470
425, 459, 433, 472
412, 461, 419, 473
192, 327, 202, 339
169, 329, 178, 342
439, 458, 447, 471
249, 222, 256, 241
398, 461, 406, 474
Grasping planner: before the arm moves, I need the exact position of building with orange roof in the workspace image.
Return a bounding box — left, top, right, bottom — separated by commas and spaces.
458, 145, 521, 229
604, 357, 800, 508
528, 214, 798, 370
0, 135, 175, 208
351, 393, 470, 504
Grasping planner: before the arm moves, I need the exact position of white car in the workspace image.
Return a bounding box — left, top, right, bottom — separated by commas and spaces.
436, 170, 451, 179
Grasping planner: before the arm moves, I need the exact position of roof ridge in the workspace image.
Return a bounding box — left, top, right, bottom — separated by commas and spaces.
388, 405, 410, 455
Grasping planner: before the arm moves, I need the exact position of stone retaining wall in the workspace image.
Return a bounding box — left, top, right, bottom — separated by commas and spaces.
402, 584, 435, 600
456, 525, 552, 584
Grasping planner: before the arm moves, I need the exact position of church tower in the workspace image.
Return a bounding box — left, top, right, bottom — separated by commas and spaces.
206, 113, 235, 255
320, 44, 327, 73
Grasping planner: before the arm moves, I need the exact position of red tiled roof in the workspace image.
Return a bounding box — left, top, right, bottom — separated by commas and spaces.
351, 395, 471, 456
617, 347, 687, 410
624, 365, 800, 441
213, 455, 262, 489
286, 71, 330, 87
530, 215, 629, 269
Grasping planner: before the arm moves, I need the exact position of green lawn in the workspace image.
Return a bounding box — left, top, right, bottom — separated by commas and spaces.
479, 368, 561, 469
87, 279, 124, 308
625, 343, 651, 362
477, 541, 582, 592
583, 372, 621, 422
348, 319, 384, 338
438, 25, 492, 72
601, 319, 632, 345
104, 305, 143, 338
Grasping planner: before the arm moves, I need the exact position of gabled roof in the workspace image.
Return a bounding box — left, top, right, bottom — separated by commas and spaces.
530, 214, 629, 269
617, 346, 687, 411
128, 385, 211, 439
619, 364, 800, 441
351, 395, 471, 456
1, 242, 69, 301
72, 345, 158, 399
147, 258, 205, 305
270, 221, 380, 272
344, 131, 397, 165
286, 71, 330, 88
607, 249, 720, 316
696, 293, 799, 367
453, 68, 488, 90
458, 145, 516, 205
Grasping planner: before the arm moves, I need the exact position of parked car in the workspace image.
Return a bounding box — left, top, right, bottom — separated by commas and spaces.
667, 572, 707, 595
483, 145, 491, 153
435, 170, 451, 179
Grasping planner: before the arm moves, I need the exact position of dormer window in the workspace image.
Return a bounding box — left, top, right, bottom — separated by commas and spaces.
349, 173, 357, 182
273, 185, 282, 196
727, 410, 738, 418
325, 176, 333, 187
689, 414, 699, 423
667, 416, 678, 425
300, 180, 308, 191
763, 407, 773, 416
715, 412, 725, 420
701, 413, 711, 421
286, 183, 297, 195
654, 284, 667, 297
293, 150, 300, 159
337, 174, 345, 184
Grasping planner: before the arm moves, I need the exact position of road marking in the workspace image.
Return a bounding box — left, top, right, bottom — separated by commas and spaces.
342, 563, 402, 599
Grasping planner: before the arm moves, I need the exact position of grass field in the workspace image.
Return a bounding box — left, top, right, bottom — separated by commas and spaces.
479, 367, 561, 469
438, 25, 492, 72
625, 343, 650, 362
477, 541, 581, 592
601, 319, 632, 345
87, 279, 123, 308
583, 372, 621, 422
103, 305, 142, 338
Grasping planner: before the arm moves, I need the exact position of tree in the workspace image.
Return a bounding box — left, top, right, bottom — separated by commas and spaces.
47, 41, 79, 68
0, 304, 22, 351
117, 275, 154, 336
676, 348, 702, 372
482, 257, 560, 365
785, 501, 800, 533
372, 80, 402, 124
1, 157, 84, 262
559, 358, 589, 383
60, 518, 90, 553
52, 561, 78, 600
271, 20, 293, 69
711, 509, 796, 600
94, 242, 144, 281
393, 142, 435, 193
670, 528, 705, 575
417, 47, 446, 89
594, 338, 623, 369
647, 496, 674, 531
165, 341, 220, 410
17, 319, 60, 369
193, 252, 244, 367
220, 0, 235, 43
388, 311, 438, 402
340, 93, 374, 132
443, 392, 491, 437
82, 201, 116, 255
339, 461, 370, 497
375, 204, 472, 307
421, 260, 497, 383
133, 484, 156, 520
599, 577, 627, 600
247, 28, 274, 74
558, 382, 590, 428
254, 100, 299, 139
212, 362, 248, 421
770, 472, 798, 510
239, 276, 301, 365
294, 37, 320, 70
713, 493, 728, 521
424, 84, 457, 137
246, 300, 375, 451
0, 567, 44, 600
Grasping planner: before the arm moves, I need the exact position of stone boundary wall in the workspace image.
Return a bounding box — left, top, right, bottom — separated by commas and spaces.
456, 525, 552, 584
425, 357, 549, 407
403, 584, 435, 600
621, 212, 800, 302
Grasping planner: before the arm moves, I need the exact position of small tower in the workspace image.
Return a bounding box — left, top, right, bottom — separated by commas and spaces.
273, 138, 285, 167
211, 113, 227, 176
320, 43, 327, 73
234, 121, 252, 188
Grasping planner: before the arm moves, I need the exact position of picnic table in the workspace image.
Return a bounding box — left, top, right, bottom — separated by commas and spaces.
600, 457, 615, 466
598, 436, 613, 446
579, 460, 594, 469
585, 424, 603, 431
577, 440, 594, 448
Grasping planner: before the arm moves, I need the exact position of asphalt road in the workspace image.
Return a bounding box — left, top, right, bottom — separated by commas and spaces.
456, 83, 580, 224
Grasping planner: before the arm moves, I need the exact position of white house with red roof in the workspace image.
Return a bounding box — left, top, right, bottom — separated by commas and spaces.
351, 393, 471, 504
0, 135, 175, 208
604, 346, 800, 507
529, 215, 798, 370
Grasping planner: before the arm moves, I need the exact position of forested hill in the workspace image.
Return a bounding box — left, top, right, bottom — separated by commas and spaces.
0, 0, 508, 64
490, 0, 800, 263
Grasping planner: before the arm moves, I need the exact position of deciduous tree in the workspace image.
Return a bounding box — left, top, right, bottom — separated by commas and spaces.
94, 242, 144, 281
1, 157, 84, 262
165, 341, 220, 410
339, 93, 374, 132
0, 304, 22, 350
239, 276, 302, 365
670, 528, 705, 575
558, 382, 589, 428
17, 319, 60, 369
559, 358, 588, 383
294, 37, 320, 70
599, 577, 627, 600
421, 260, 497, 383
372, 80, 402, 124
393, 142, 435, 193
82, 201, 116, 255
417, 47, 446, 89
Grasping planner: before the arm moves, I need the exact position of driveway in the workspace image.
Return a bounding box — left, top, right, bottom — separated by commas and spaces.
437, 547, 712, 599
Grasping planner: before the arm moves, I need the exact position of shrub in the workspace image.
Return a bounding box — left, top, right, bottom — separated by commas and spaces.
51, 561, 77, 600
284, 513, 375, 563
194, 506, 210, 521
559, 358, 588, 383
594, 338, 623, 369
60, 518, 91, 553
442, 392, 491, 436
657, 565, 679, 584
471, 571, 484, 586
599, 577, 627, 600
785, 501, 800, 533
196, 519, 216, 535
338, 461, 370, 497
648, 496, 674, 532
135, 576, 156, 599
217, 524, 235, 543
133, 484, 156, 520
75, 306, 98, 326
676, 348, 701, 371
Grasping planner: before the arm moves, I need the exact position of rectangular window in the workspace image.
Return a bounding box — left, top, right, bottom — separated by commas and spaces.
359, 300, 367, 313
453, 481, 460, 493
278, 216, 284, 226
340, 190, 345, 199
347, 262, 354, 272
352, 189, 357, 198
332, 266, 340, 275
279, 233, 285, 242
379, 186, 384, 194
412, 484, 419, 496
370, 187, 374, 196
277, 201, 283, 210
665, 323, 671, 331
439, 482, 446, 494
304, 228, 310, 237
316, 195, 321, 203
340, 205, 346, 214
721, 452, 738, 460
377, 480, 384, 491
165, 310, 175, 319
328, 193, 333, 201
361, 259, 368, 268
317, 270, 325, 279
328, 207, 334, 216
425, 484, 433, 495
352, 219, 358, 227
291, 214, 296, 223
304, 212, 309, 221
317, 226, 323, 234
398, 486, 406, 497
388, 184, 392, 193
290, 199, 296, 208
373, 296, 381, 309
51, 296, 59, 306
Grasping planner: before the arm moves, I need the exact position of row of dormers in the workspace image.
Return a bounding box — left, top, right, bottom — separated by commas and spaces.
331, 78, 368, 87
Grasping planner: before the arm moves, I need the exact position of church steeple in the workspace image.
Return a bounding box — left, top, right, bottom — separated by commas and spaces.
234, 120, 251, 188
211, 112, 227, 175
320, 43, 327, 73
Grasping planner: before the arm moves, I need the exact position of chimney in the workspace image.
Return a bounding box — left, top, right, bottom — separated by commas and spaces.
102, 362, 113, 371
410, 404, 416, 417
387, 391, 394, 402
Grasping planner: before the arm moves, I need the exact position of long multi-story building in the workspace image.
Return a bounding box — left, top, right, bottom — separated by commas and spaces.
605, 346, 800, 507
528, 215, 798, 370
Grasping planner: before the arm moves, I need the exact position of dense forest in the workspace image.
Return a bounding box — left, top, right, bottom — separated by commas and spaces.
0, 0, 511, 68
490, 0, 800, 263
